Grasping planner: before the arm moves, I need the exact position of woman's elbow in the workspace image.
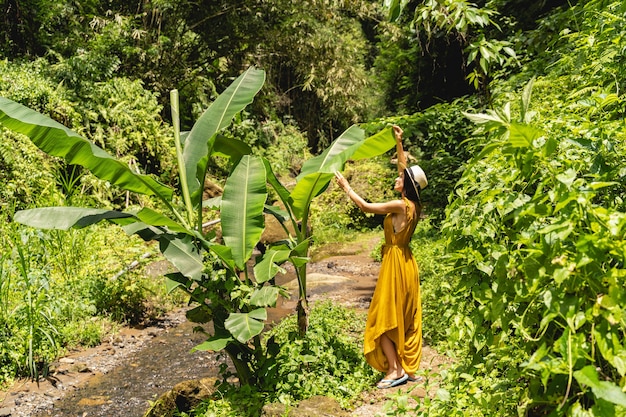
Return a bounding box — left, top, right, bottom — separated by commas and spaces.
359, 204, 377, 214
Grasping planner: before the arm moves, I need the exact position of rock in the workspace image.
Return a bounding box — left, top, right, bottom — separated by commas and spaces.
261, 396, 349, 417
71, 363, 91, 373
143, 377, 217, 417
261, 402, 284, 416
0, 407, 11, 416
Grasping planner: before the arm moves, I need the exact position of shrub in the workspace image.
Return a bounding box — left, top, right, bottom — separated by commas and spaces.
187, 301, 378, 416
263, 300, 378, 408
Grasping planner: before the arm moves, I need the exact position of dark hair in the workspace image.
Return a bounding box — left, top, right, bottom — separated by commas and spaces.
403, 167, 421, 203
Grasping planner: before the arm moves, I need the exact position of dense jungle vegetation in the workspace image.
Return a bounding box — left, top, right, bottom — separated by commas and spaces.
1, 0, 625, 415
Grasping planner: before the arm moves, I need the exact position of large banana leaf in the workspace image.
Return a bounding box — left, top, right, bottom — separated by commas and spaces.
350, 127, 398, 160
0, 97, 173, 200
290, 126, 395, 218
14, 206, 191, 235
263, 158, 292, 207
253, 249, 291, 284
212, 134, 253, 162
192, 331, 233, 352
120, 223, 203, 281
158, 234, 204, 281
133, 207, 191, 234
249, 287, 281, 307
15, 207, 203, 280
289, 173, 333, 219
221, 155, 267, 270
14, 207, 134, 230
183, 68, 265, 207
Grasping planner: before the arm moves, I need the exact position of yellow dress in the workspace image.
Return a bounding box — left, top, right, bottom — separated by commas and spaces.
363, 198, 422, 375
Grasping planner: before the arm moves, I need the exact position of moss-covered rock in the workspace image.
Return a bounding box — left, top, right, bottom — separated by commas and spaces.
143, 377, 217, 417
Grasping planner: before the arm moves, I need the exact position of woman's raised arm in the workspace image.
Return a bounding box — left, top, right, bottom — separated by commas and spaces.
393, 125, 407, 175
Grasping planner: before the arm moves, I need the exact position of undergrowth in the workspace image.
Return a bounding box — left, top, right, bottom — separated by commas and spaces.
181, 300, 379, 417
0, 220, 181, 384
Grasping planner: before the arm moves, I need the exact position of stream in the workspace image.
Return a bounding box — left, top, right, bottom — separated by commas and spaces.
2, 250, 381, 417
6, 312, 217, 417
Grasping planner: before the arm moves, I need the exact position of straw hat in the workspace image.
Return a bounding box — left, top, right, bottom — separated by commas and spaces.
403, 165, 428, 202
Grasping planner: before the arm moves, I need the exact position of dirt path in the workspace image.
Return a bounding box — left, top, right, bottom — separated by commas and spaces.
0, 235, 451, 417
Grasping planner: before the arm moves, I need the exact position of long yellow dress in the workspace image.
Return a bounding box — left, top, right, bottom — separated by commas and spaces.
363, 198, 422, 375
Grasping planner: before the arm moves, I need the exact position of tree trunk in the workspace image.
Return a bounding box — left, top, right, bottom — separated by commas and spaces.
297, 297, 309, 337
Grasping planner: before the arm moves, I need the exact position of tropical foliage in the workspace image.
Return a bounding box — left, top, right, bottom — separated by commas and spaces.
401, 2, 626, 415
0, 66, 397, 385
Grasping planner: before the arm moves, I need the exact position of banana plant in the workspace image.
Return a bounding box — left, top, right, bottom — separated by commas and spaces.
269, 124, 396, 334
0, 66, 396, 383
1, 68, 273, 383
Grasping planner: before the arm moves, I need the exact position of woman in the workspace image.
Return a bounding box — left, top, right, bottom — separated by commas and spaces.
334, 125, 427, 389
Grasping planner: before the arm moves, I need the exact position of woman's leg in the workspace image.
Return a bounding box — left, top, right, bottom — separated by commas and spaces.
380, 332, 403, 379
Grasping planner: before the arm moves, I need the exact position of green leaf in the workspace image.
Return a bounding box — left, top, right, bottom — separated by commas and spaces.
298, 125, 395, 178
475, 141, 504, 159
520, 78, 535, 123
290, 256, 310, 268
508, 122, 543, 148
249, 286, 281, 307
573, 365, 626, 407
121, 222, 163, 241
202, 196, 222, 209
164, 272, 189, 294
208, 244, 237, 273
503, 46, 517, 58
385, 0, 401, 21
543, 137, 558, 157
298, 125, 366, 178
600, 93, 619, 109
594, 324, 626, 376
192, 335, 232, 352
225, 308, 267, 343
253, 249, 291, 284
158, 234, 204, 281
291, 125, 395, 218
588, 181, 618, 190
14, 207, 134, 230
263, 158, 293, 217
350, 128, 396, 160
183, 68, 265, 207
436, 388, 451, 401
117, 223, 204, 282
0, 97, 173, 199
462, 110, 508, 128
212, 133, 253, 161
290, 173, 333, 219
291, 239, 311, 258
221, 155, 268, 270
263, 204, 290, 224
556, 169, 577, 188
135, 207, 191, 234
186, 305, 212, 324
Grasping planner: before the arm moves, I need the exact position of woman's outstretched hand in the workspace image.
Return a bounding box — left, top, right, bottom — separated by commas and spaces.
392, 125, 403, 141
334, 171, 351, 193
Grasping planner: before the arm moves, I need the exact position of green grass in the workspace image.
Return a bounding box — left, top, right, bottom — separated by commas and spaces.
0, 218, 181, 384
